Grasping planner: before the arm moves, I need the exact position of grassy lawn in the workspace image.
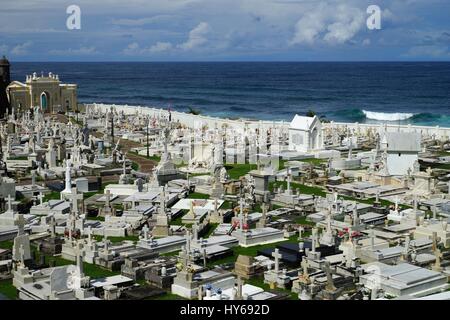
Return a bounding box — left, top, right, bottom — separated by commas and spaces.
208, 237, 296, 267
86, 216, 105, 222
299, 158, 326, 166
161, 250, 181, 257
130, 151, 161, 163
43, 191, 61, 202
0, 240, 13, 249
131, 161, 140, 171
293, 216, 315, 226
83, 182, 115, 199
187, 192, 210, 199
0, 279, 17, 300
202, 223, 219, 238
225, 163, 257, 180
45, 254, 119, 279
269, 181, 326, 197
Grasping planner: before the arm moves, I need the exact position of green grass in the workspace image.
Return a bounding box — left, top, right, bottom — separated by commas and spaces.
86, 216, 105, 222
83, 182, 115, 199
0, 279, 17, 300
46, 255, 119, 278
207, 237, 295, 267
299, 158, 326, 166
225, 163, 257, 180
28, 245, 119, 279
187, 192, 210, 199
131, 161, 139, 171
292, 216, 315, 226
130, 151, 161, 163
269, 181, 326, 197
92, 235, 139, 243
43, 191, 61, 202
170, 212, 186, 226
0, 240, 13, 249
7, 156, 28, 161
202, 223, 219, 238
161, 250, 181, 257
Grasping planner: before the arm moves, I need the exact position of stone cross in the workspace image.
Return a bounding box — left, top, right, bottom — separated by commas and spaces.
236, 276, 244, 300
272, 248, 282, 273
237, 197, 245, 230
76, 241, 85, 276
286, 166, 291, 193
142, 225, 149, 240
31, 170, 36, 186
105, 190, 111, 207
370, 226, 375, 249
413, 194, 418, 212
62, 161, 72, 194
37, 192, 44, 205
159, 187, 167, 215
185, 230, 191, 254
19, 244, 25, 265
68, 188, 83, 215
14, 214, 26, 236
49, 215, 56, 237
192, 222, 199, 240
6, 194, 13, 212
298, 226, 304, 240
301, 257, 309, 279
311, 228, 318, 253
86, 226, 93, 244
352, 202, 359, 226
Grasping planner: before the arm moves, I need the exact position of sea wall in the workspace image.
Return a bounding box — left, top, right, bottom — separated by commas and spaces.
86, 103, 450, 139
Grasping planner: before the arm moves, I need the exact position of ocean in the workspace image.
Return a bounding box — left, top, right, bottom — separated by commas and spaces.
11, 62, 450, 126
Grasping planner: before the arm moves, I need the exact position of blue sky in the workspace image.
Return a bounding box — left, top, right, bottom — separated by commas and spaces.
1, 0, 450, 61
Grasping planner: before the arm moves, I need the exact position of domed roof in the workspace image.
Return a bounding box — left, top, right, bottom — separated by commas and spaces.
0, 55, 10, 66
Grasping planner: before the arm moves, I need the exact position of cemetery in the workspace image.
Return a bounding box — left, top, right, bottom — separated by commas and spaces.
1, 67, 450, 301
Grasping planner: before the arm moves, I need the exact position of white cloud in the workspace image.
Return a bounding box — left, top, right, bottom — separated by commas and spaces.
290, 3, 366, 46
149, 42, 173, 53
49, 46, 99, 55
178, 22, 210, 50
405, 45, 450, 58
11, 41, 32, 55
111, 15, 174, 27
122, 41, 173, 55
123, 42, 141, 55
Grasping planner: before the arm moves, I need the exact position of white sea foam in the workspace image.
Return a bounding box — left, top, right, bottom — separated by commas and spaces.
362, 110, 415, 121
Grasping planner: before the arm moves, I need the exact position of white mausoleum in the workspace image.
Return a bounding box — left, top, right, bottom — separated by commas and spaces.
382, 132, 421, 176
289, 114, 323, 153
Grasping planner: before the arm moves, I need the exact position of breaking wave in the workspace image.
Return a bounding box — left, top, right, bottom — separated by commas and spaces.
362, 110, 415, 121
330, 109, 448, 126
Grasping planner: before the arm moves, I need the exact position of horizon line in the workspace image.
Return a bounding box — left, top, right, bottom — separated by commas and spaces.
9, 60, 450, 63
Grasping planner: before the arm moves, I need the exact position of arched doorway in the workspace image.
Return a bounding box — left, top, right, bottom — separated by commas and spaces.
40, 91, 50, 113
311, 128, 317, 149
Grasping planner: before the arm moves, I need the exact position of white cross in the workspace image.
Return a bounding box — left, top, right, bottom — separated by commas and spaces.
6, 194, 13, 212
68, 188, 83, 214
37, 192, 44, 205
298, 226, 304, 240
272, 248, 282, 273
142, 225, 149, 240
